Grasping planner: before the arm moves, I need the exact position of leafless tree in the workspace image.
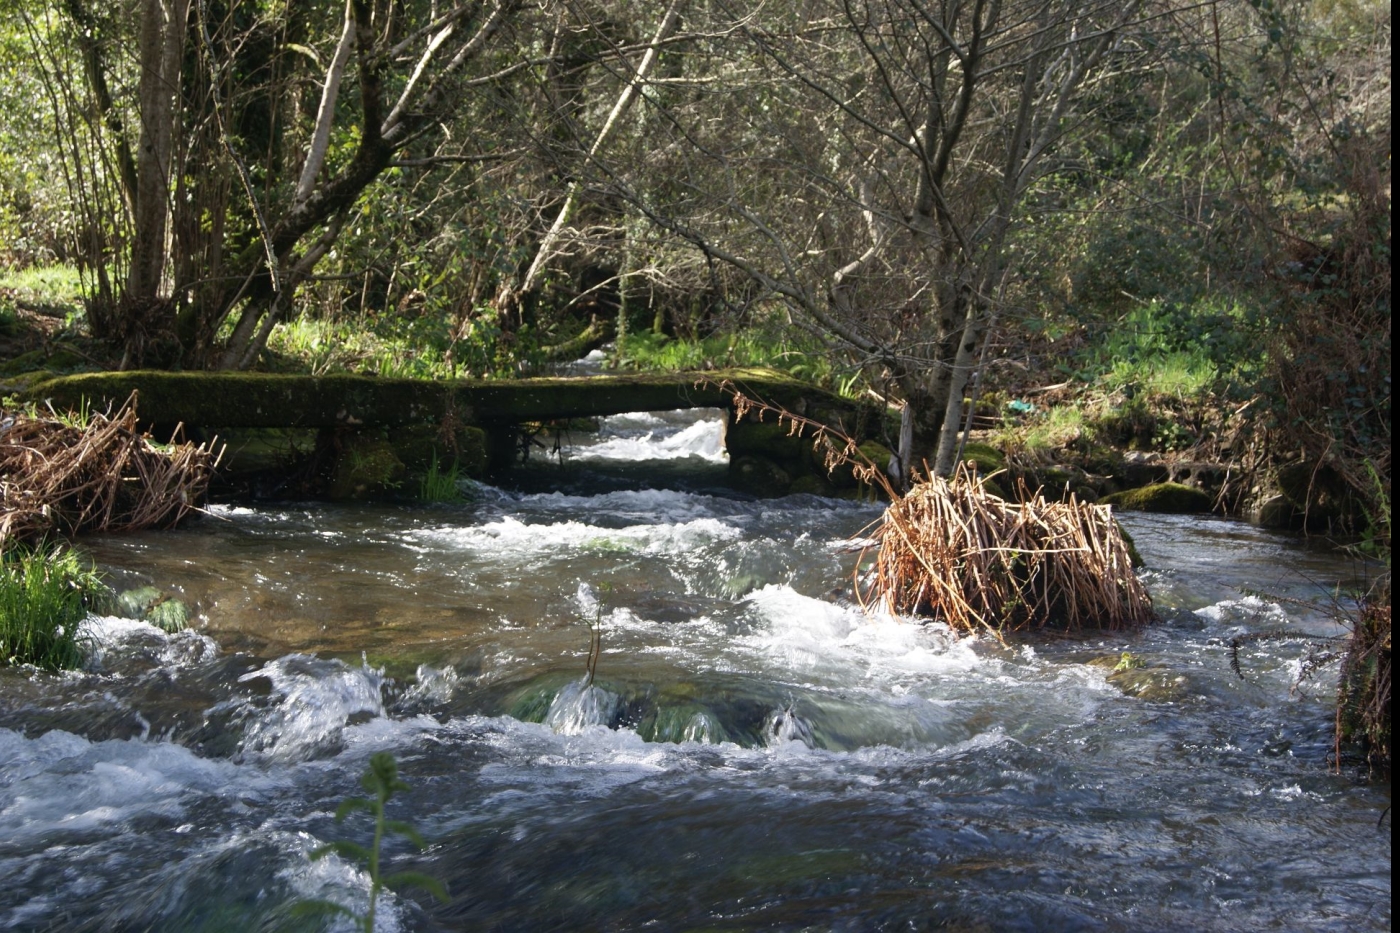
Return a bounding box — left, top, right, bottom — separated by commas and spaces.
607, 0, 1161, 481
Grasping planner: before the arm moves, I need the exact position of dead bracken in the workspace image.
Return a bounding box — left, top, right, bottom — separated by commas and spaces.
0, 392, 220, 547
862, 465, 1154, 636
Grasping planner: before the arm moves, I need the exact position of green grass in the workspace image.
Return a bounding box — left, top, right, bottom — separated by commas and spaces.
614, 330, 859, 392
0, 263, 83, 298
0, 542, 106, 671
1102, 351, 1215, 400
263, 311, 541, 379
0, 263, 85, 322
1015, 405, 1088, 453
418, 454, 465, 502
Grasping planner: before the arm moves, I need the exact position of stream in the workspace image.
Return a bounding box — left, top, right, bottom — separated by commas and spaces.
0, 408, 1390, 932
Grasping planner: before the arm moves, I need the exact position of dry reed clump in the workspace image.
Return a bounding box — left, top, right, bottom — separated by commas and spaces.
0, 392, 220, 547
1337, 575, 1391, 774
862, 465, 1154, 636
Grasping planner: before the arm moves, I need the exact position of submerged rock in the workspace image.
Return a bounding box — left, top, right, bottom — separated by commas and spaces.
115, 585, 190, 633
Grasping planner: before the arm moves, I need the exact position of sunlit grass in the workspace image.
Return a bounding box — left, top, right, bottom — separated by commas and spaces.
0, 263, 82, 297
0, 542, 106, 671
1103, 351, 1216, 399
614, 329, 859, 392
265, 316, 459, 378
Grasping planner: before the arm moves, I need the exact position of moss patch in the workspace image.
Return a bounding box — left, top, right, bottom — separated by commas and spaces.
726, 418, 812, 468
328, 431, 405, 500
1102, 482, 1213, 513
958, 441, 1006, 474
729, 455, 792, 497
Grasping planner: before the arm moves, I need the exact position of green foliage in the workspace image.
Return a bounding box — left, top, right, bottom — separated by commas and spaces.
0, 541, 105, 670
417, 454, 464, 503
615, 329, 857, 391
265, 310, 545, 379
0, 295, 16, 337
0, 264, 86, 322
1016, 405, 1087, 454
296, 752, 448, 932
1114, 651, 1146, 673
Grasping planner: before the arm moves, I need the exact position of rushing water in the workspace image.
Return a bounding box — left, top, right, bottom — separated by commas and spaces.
0, 409, 1389, 932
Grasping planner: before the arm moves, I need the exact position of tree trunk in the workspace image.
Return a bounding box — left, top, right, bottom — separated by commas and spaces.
127, 0, 188, 306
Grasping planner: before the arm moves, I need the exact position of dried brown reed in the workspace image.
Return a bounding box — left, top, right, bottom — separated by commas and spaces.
1337, 575, 1391, 774
862, 465, 1154, 636
0, 392, 220, 547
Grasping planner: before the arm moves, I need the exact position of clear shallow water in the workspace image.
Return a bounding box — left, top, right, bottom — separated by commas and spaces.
0, 411, 1389, 932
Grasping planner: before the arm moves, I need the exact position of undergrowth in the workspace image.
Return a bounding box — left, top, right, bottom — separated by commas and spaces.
614, 330, 864, 396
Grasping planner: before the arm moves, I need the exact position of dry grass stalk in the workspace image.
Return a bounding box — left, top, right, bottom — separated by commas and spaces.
862, 465, 1154, 636
0, 392, 221, 548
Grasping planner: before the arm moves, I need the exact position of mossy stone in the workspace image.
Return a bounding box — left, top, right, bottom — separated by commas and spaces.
26, 367, 869, 429
1107, 667, 1188, 702
958, 441, 1006, 474
788, 474, 836, 497
1116, 523, 1144, 568
1101, 482, 1213, 513
729, 455, 792, 497
328, 431, 405, 499
726, 418, 811, 468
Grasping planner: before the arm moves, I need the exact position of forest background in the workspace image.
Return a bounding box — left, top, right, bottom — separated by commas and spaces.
0, 0, 1389, 527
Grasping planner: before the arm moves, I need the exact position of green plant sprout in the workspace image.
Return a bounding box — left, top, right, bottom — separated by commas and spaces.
295, 752, 448, 931
579, 581, 613, 687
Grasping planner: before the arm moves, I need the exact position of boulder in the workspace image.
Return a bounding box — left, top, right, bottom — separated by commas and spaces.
1101, 482, 1213, 513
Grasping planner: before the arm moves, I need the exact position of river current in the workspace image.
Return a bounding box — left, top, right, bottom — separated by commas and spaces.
0, 408, 1390, 931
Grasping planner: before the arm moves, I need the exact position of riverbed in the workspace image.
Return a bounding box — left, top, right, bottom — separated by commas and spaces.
0, 409, 1390, 931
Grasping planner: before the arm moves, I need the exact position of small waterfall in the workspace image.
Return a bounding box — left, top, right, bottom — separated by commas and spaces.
235, 655, 386, 761
762, 704, 815, 748
543, 679, 621, 735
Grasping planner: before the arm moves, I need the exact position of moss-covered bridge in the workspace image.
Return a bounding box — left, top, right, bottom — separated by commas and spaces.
25, 368, 889, 497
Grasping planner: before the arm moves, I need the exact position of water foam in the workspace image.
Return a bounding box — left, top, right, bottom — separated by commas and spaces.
415, 515, 741, 560
0, 728, 281, 846
78, 614, 219, 670
236, 655, 389, 761
572, 416, 726, 463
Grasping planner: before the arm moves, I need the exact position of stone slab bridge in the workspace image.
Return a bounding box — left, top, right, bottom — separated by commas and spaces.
27, 368, 891, 497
